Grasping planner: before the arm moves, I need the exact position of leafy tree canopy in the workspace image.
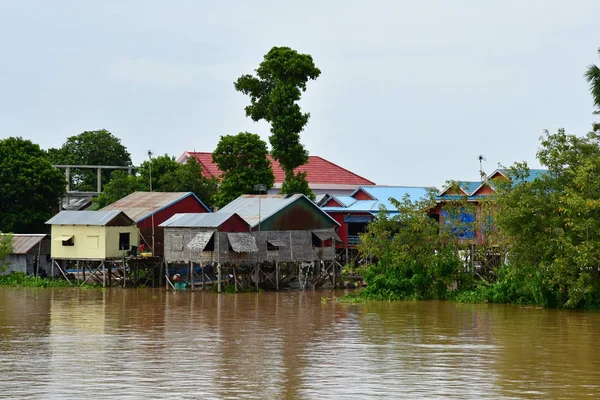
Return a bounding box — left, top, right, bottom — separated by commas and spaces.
93, 170, 146, 209
495, 128, 600, 308
48, 129, 132, 191
235, 46, 320, 198
585, 47, 600, 115
212, 132, 275, 208
138, 154, 180, 192
0, 137, 65, 233
157, 157, 218, 209
0, 233, 13, 272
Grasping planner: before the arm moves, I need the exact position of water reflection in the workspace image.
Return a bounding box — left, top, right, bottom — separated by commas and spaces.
1, 288, 600, 399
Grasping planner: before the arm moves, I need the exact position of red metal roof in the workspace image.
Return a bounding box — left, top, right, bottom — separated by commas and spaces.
179, 152, 375, 186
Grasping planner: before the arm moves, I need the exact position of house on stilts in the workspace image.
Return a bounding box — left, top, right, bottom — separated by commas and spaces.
161, 194, 341, 291
45, 210, 140, 286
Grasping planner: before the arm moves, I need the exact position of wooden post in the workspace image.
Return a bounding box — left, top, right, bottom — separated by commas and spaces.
299, 262, 302, 290
102, 261, 106, 288
233, 267, 238, 292
276, 262, 279, 291
345, 247, 349, 267
190, 262, 195, 291
255, 264, 259, 291
332, 260, 336, 289
217, 263, 222, 293
108, 262, 112, 287
202, 264, 205, 291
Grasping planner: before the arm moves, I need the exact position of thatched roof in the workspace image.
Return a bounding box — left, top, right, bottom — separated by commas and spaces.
227, 233, 258, 253
312, 230, 342, 242
187, 231, 214, 251
267, 239, 287, 248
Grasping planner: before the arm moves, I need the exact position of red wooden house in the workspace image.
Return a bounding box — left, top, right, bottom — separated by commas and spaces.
101, 191, 211, 256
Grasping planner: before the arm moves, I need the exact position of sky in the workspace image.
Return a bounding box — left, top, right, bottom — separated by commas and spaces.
1, 0, 599, 189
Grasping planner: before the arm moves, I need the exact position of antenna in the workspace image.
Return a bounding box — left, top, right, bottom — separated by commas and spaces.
478, 155, 487, 182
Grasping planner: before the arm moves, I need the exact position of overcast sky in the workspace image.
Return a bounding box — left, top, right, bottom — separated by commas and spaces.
1, 1, 599, 188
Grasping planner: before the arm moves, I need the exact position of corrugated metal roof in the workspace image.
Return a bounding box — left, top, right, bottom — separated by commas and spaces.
101, 191, 210, 222
0, 234, 46, 255
160, 213, 243, 228
227, 233, 258, 253
218, 194, 339, 228
323, 186, 431, 213
46, 210, 133, 226
217, 194, 302, 227
187, 231, 214, 250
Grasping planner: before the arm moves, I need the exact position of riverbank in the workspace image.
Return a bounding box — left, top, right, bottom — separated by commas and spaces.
0, 272, 96, 288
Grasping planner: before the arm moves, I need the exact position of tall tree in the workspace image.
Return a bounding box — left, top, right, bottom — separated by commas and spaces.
158, 157, 218, 209
585, 47, 600, 115
495, 129, 600, 308
235, 46, 320, 198
0, 137, 66, 233
48, 129, 132, 191
138, 154, 181, 192
212, 132, 275, 208
93, 170, 146, 209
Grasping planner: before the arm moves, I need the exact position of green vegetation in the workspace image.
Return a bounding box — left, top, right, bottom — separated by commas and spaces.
352, 127, 600, 309
235, 46, 320, 198
0, 233, 13, 272
0, 137, 66, 233
0, 272, 92, 288
212, 132, 275, 208
93, 155, 218, 209
48, 129, 132, 192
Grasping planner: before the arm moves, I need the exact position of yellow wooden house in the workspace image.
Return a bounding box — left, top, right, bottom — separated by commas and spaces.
46, 210, 139, 260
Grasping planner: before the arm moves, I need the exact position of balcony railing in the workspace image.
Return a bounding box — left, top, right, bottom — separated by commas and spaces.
347, 235, 360, 245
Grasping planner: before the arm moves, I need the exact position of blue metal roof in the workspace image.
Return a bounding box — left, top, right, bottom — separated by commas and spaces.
437, 169, 548, 202
323, 186, 432, 213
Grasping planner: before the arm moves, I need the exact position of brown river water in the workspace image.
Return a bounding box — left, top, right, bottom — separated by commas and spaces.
1, 288, 600, 399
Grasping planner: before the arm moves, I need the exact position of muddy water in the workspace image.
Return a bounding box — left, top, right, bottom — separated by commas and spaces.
1, 288, 599, 399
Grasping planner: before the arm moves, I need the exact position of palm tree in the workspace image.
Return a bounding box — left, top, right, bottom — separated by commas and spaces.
585, 47, 600, 115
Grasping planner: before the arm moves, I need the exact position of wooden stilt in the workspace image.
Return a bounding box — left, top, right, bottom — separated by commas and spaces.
217, 262, 222, 293
233, 267, 238, 292
332, 260, 336, 289
276, 262, 279, 291
190, 262, 195, 291
202, 264, 205, 291
255, 264, 259, 291
108, 263, 112, 287
102, 261, 106, 288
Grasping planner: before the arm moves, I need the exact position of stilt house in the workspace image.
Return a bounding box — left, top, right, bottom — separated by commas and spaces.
160, 212, 256, 265
217, 194, 341, 263
0, 234, 50, 276
46, 210, 139, 260
101, 191, 211, 256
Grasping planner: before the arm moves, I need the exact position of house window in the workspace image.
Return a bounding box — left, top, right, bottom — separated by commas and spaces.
62, 236, 74, 246
172, 234, 184, 251
119, 232, 131, 250
311, 233, 323, 248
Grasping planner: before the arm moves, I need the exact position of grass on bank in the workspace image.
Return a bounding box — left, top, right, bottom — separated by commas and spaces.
0, 272, 96, 288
